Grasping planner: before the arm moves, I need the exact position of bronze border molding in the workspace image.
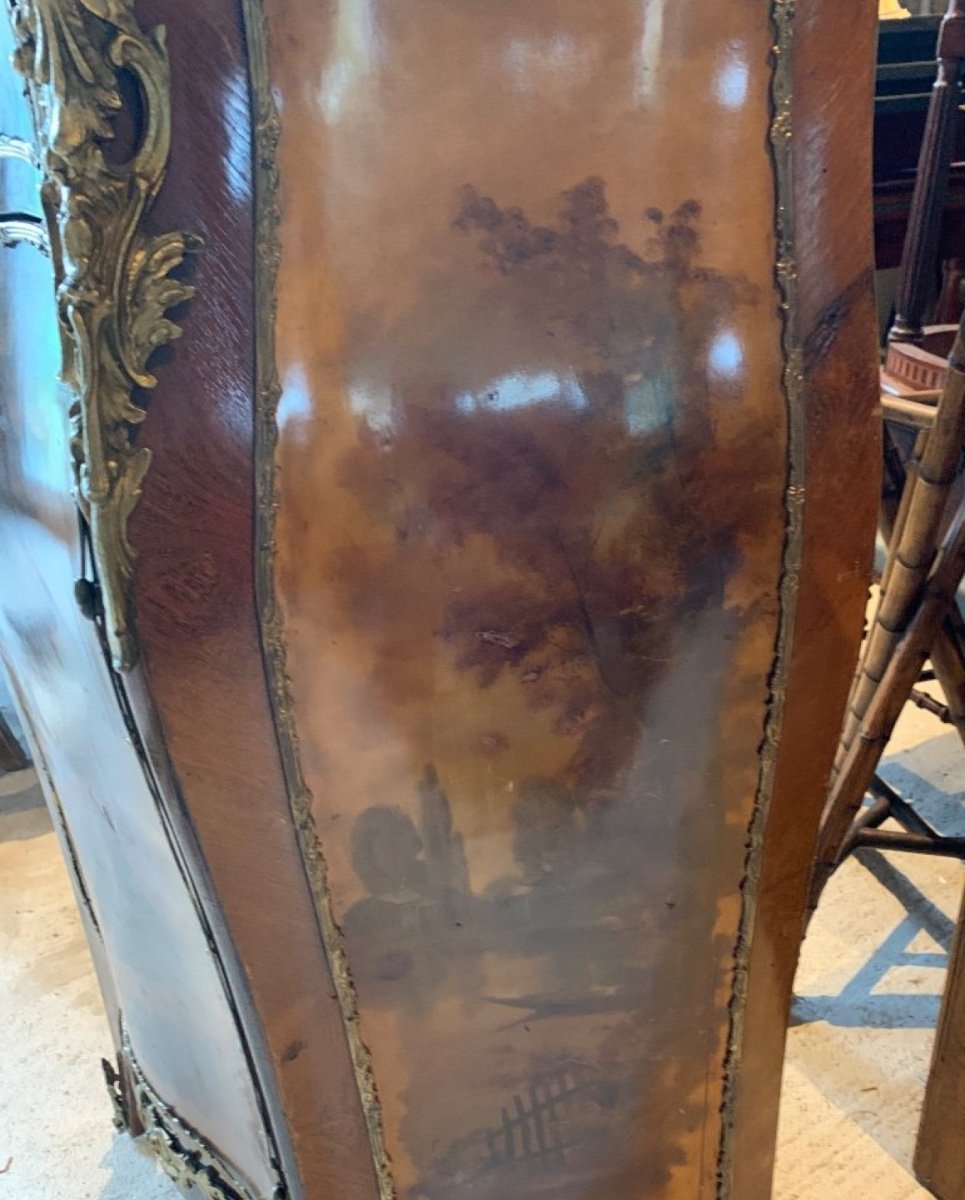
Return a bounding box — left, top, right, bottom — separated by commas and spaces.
104, 1027, 273, 1200
715, 0, 805, 1194
6, 0, 198, 671
241, 2, 396, 1197
244, 2, 807, 1198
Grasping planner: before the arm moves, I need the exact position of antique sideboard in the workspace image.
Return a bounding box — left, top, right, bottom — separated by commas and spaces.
0, 3, 880, 1199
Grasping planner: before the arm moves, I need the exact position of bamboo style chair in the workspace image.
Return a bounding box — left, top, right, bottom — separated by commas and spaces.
810, 0, 965, 908
808, 18, 965, 1179
810, 320, 965, 906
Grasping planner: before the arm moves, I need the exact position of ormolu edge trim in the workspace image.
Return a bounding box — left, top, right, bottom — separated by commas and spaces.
6, 0, 198, 672
241, 3, 396, 1197
109, 1023, 268, 1200
716, 0, 806, 1195
243, 3, 805, 1196
3, 8, 296, 1198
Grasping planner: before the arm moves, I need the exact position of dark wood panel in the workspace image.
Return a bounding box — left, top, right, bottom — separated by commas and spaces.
0, 232, 278, 1199
127, 4, 381, 1198
729, 3, 882, 1194
262, 2, 879, 1198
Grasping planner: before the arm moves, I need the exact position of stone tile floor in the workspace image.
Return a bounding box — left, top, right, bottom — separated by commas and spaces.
774, 701, 964, 1200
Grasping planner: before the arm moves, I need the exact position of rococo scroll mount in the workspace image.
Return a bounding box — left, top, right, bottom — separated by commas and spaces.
104, 1025, 271, 1200
7, 0, 199, 670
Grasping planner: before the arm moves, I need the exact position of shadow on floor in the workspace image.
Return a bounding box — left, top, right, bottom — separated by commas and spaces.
794, 749, 962, 1031
0, 768, 51, 843
881, 743, 965, 837
95, 1132, 181, 1200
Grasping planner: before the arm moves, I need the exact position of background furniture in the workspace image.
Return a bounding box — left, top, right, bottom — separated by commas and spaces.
875, 10, 965, 275
812, 316, 965, 902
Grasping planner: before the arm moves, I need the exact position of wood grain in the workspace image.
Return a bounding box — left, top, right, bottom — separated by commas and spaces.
729, 3, 881, 1194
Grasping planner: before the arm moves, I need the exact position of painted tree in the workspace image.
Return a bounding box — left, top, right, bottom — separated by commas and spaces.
335, 178, 774, 797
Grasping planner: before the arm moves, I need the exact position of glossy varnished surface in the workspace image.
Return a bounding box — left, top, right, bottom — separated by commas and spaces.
0, 239, 275, 1196
0, 1, 880, 1198
266, 4, 798, 1198
128, 5, 380, 1198
729, 3, 880, 1194
0, 5, 304, 1196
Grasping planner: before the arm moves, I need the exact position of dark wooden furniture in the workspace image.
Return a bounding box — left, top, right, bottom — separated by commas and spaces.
874, 11, 965, 272
891, 1, 965, 346
0, 3, 880, 1199
876, 3, 965, 407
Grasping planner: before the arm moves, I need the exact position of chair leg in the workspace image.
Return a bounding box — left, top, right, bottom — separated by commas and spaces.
836, 323, 965, 776
931, 618, 965, 745
809, 503, 965, 914
879, 420, 965, 747
915, 881, 965, 1199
